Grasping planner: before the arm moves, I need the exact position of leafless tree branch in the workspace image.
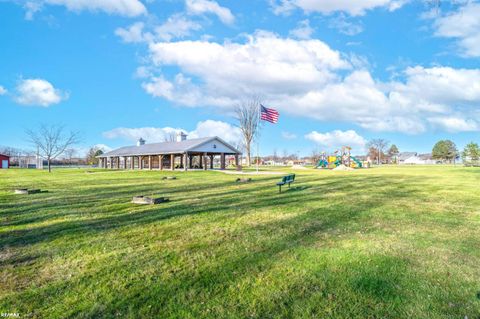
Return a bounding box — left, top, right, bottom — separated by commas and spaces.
26, 124, 80, 172
234, 97, 263, 166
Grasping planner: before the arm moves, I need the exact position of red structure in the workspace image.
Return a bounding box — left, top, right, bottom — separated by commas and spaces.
0, 154, 10, 169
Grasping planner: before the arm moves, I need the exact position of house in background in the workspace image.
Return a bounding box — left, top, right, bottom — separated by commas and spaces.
287, 159, 307, 166
0, 154, 10, 169
397, 152, 417, 164
18, 155, 38, 168
398, 152, 436, 165
418, 153, 436, 164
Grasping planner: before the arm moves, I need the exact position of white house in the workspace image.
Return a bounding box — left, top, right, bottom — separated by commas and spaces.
399, 152, 436, 165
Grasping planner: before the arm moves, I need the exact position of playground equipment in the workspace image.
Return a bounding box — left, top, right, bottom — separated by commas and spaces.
317, 152, 329, 168
316, 146, 364, 169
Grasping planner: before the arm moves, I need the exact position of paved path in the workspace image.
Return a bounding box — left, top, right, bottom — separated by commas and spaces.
215, 170, 285, 175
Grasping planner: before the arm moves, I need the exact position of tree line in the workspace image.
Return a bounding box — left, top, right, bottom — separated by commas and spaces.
363, 138, 479, 165
5, 109, 480, 172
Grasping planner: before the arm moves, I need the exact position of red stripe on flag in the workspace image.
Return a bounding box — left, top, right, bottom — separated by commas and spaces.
260, 105, 279, 124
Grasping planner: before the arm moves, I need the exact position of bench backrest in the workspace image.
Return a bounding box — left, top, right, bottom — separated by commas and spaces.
282, 174, 295, 183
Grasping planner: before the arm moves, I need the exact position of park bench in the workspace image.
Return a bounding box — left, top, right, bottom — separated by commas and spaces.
277, 174, 295, 193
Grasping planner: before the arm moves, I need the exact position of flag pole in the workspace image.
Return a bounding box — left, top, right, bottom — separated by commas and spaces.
257, 103, 262, 174
256, 138, 259, 174
257, 103, 279, 173
256, 103, 259, 174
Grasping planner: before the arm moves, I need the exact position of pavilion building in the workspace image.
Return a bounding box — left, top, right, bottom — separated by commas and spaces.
97, 133, 241, 171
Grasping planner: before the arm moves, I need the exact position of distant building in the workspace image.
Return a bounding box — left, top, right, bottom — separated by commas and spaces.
0, 154, 9, 169
18, 155, 38, 168
287, 160, 308, 166
399, 152, 436, 165
264, 160, 285, 166
354, 155, 369, 162
397, 152, 417, 164
418, 153, 436, 164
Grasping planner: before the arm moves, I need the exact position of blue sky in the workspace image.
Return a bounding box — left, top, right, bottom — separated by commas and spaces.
1, 0, 479, 156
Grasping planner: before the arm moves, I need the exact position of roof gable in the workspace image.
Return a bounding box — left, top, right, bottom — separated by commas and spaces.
398, 152, 417, 160
187, 137, 240, 154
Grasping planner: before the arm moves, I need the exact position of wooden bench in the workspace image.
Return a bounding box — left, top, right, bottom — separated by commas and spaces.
277, 174, 295, 193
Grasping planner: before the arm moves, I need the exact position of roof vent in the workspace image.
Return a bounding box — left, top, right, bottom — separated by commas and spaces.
176, 132, 187, 142
137, 138, 145, 146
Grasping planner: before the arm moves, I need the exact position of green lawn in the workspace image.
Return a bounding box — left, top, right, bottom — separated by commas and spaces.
1, 166, 479, 318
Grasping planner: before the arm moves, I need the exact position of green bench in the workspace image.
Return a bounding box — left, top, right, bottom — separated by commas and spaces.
277, 174, 295, 193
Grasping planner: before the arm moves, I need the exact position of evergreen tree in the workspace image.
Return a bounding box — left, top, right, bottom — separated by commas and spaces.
462, 142, 480, 166
432, 140, 458, 163
388, 144, 399, 164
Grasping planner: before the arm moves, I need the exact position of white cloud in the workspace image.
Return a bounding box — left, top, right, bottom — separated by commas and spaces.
427, 117, 479, 133
94, 143, 113, 152
141, 74, 223, 107
186, 0, 235, 25
148, 30, 349, 73
115, 22, 150, 43
433, 2, 480, 57
142, 76, 174, 99
189, 120, 241, 143
270, 0, 408, 16
25, 0, 147, 18
287, 66, 480, 133
305, 130, 367, 152
24, 1, 42, 20
137, 31, 480, 134
115, 15, 202, 44
145, 31, 349, 106
289, 19, 314, 39
154, 14, 202, 41
103, 120, 241, 145
134, 66, 153, 79
0, 86, 7, 95
390, 66, 480, 106
281, 131, 297, 140
142, 74, 237, 108
103, 126, 180, 143
14, 78, 67, 107
329, 14, 364, 36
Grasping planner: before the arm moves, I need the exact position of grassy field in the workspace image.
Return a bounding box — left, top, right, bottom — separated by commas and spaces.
1, 166, 479, 318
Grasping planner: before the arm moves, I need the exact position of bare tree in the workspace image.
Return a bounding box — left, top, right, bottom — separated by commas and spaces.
367, 139, 390, 165
64, 148, 76, 165
234, 98, 262, 166
26, 124, 80, 172
0, 146, 25, 166
86, 146, 104, 165
164, 132, 177, 142
310, 148, 322, 164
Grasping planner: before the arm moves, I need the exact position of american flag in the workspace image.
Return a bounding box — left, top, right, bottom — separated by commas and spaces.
260, 104, 279, 124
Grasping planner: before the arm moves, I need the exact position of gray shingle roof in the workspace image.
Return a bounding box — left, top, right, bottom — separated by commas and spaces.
418, 153, 432, 160
97, 136, 240, 157
398, 152, 417, 160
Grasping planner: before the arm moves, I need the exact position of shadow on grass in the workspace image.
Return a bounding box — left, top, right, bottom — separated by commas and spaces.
1, 170, 478, 317
0, 174, 421, 252
1, 198, 422, 318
